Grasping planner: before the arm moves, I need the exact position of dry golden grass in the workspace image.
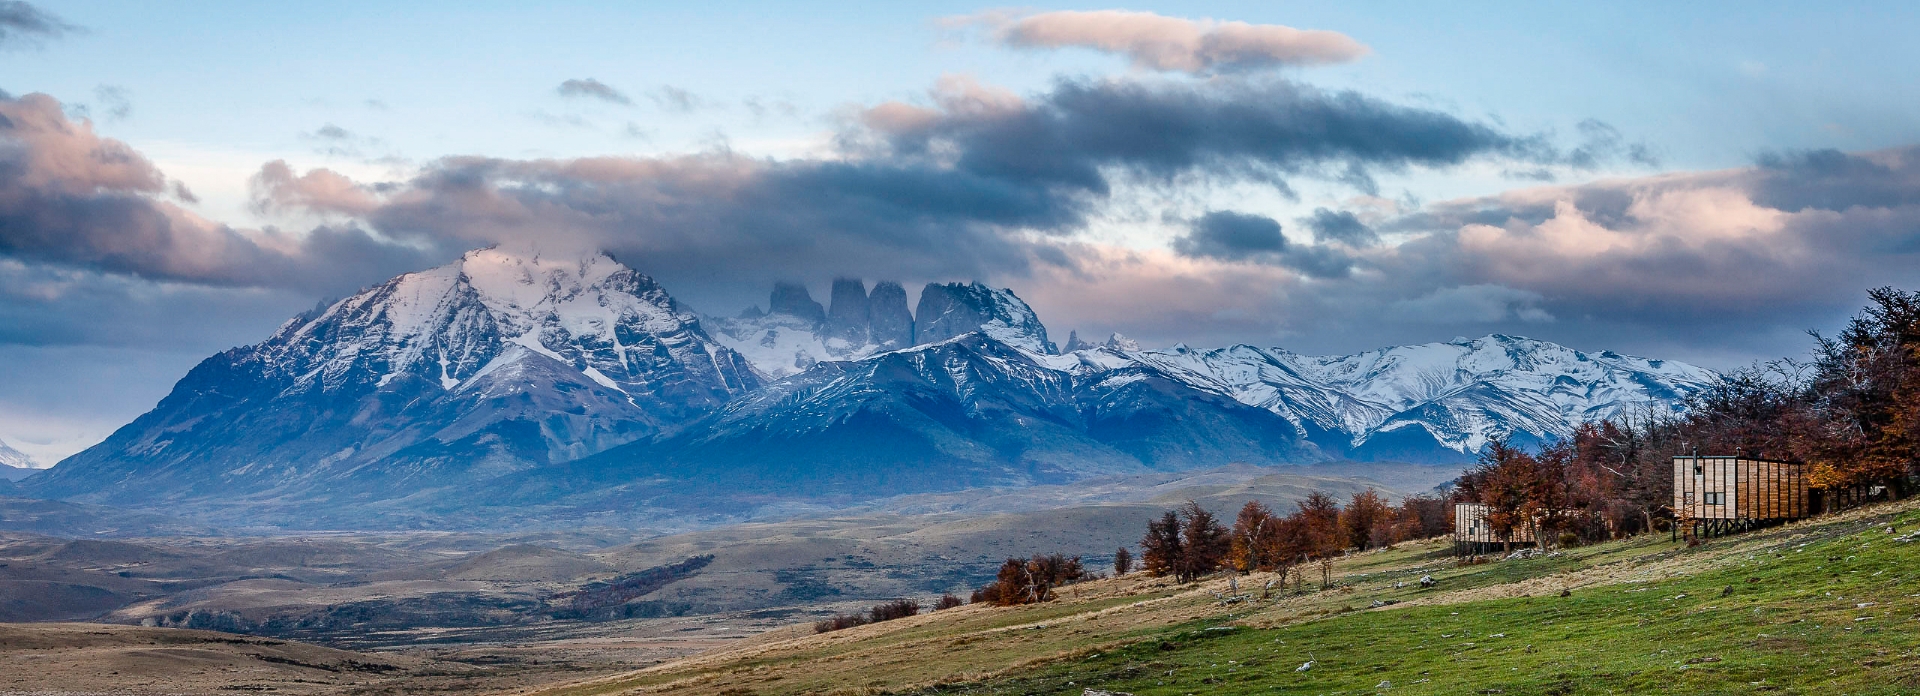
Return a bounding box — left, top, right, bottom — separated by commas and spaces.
520, 500, 1920, 696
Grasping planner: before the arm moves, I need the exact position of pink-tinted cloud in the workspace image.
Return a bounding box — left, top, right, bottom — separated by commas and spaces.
249, 160, 384, 217
954, 9, 1369, 74
0, 93, 433, 291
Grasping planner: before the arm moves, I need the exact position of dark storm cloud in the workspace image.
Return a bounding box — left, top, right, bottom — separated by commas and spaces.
1172, 210, 1285, 261
860, 77, 1545, 199
1749, 148, 1920, 212
1170, 211, 1355, 278
0, 1, 74, 49
556, 78, 632, 105
1302, 207, 1377, 246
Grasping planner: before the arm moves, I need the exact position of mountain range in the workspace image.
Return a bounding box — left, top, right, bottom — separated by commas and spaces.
24, 248, 1717, 528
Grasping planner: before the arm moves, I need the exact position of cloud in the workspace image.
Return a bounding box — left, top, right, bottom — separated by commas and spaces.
651, 85, 702, 113
0, 1, 75, 49
1386, 284, 1553, 324
249, 160, 384, 217
1169, 211, 1356, 278
0, 93, 435, 293
1302, 207, 1378, 246
556, 78, 631, 105
1568, 119, 1658, 170
954, 9, 1368, 75
296, 123, 401, 163
92, 85, 131, 121
219, 73, 1538, 311
856, 75, 1545, 200
1172, 210, 1284, 261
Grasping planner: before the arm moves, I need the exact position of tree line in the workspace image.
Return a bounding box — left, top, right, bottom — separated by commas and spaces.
1134, 491, 1450, 586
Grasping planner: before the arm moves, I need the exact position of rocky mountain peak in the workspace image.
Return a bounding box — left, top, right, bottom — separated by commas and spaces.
824, 278, 873, 343
868, 281, 914, 349
768, 282, 826, 324
914, 282, 1057, 354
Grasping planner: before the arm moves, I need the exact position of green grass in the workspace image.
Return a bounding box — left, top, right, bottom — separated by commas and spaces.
918, 506, 1920, 695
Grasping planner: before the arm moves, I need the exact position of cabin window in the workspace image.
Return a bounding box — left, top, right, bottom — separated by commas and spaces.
1703, 492, 1724, 505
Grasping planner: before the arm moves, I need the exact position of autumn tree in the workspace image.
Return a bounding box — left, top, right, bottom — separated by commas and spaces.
1229, 501, 1281, 573
1340, 488, 1396, 550
1177, 501, 1230, 582
1805, 287, 1920, 496
1113, 547, 1132, 576
1392, 493, 1451, 542
1141, 510, 1183, 577
1293, 491, 1345, 587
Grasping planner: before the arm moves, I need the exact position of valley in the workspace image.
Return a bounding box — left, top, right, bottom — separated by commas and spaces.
7, 477, 1916, 694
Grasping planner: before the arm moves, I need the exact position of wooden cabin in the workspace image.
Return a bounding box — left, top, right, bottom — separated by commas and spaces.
1453, 502, 1536, 555
1672, 455, 1810, 538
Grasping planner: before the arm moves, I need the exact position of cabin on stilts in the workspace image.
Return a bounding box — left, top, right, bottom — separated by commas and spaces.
1452, 502, 1536, 556
1672, 454, 1810, 540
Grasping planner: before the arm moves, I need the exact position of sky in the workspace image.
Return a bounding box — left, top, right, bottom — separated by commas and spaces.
4, 1, 1920, 464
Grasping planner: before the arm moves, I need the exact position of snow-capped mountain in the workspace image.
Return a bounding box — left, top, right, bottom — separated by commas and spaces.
1115, 335, 1716, 460
704, 279, 917, 378
33, 247, 759, 507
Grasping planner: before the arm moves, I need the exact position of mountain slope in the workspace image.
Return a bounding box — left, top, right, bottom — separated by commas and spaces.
32, 247, 759, 508
488, 334, 1322, 516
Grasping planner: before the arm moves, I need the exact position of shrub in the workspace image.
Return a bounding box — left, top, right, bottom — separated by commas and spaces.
934, 593, 964, 610
813, 613, 867, 633
973, 553, 1088, 606
868, 599, 919, 623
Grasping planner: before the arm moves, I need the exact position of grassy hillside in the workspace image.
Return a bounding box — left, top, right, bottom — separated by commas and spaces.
532, 497, 1920, 695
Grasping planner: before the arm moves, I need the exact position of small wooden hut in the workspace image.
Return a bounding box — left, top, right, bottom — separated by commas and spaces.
1671, 455, 1810, 539
1452, 502, 1536, 556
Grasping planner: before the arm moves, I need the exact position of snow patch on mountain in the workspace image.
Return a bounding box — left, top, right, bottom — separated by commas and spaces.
0, 437, 35, 471
707, 279, 1058, 378
1091, 334, 1716, 454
